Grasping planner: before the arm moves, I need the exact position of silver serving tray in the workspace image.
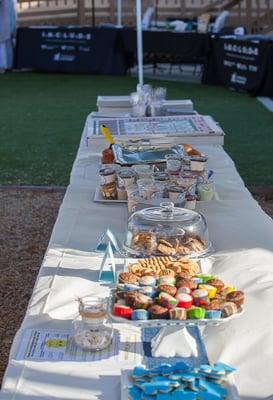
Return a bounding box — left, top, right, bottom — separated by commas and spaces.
112, 144, 186, 165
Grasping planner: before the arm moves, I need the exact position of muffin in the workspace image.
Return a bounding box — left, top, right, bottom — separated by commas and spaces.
176, 278, 197, 290
124, 292, 153, 310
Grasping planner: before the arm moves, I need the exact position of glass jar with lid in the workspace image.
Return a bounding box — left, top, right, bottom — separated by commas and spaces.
124, 201, 211, 258
72, 297, 113, 352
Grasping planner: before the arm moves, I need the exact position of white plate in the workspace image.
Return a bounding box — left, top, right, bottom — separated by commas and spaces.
120, 368, 239, 400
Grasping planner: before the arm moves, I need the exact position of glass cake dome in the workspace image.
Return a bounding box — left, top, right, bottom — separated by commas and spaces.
124, 201, 211, 258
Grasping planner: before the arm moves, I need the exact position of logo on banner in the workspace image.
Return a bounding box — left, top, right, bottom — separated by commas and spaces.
230, 72, 247, 85
53, 53, 75, 62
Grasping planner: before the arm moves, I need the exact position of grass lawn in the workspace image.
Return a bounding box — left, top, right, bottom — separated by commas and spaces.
0, 72, 272, 186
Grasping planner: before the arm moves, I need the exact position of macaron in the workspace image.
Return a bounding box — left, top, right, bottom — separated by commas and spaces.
176, 293, 193, 309
113, 304, 132, 319
139, 275, 157, 287
169, 307, 187, 320
187, 307, 206, 319
131, 309, 149, 321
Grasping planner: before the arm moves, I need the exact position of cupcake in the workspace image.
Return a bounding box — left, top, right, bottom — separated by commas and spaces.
148, 304, 169, 319
124, 292, 153, 310
131, 309, 149, 321
198, 284, 217, 299
169, 307, 187, 320
158, 292, 178, 308
187, 307, 206, 319
192, 289, 209, 306
139, 275, 156, 287
220, 302, 238, 318
176, 293, 193, 309
158, 275, 176, 286
139, 286, 157, 298
207, 278, 225, 293
113, 304, 132, 319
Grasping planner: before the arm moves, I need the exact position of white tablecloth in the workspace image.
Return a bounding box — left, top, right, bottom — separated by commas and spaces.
1, 126, 273, 399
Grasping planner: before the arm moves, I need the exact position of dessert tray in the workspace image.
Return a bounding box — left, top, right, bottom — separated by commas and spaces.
109, 257, 244, 329
93, 188, 219, 204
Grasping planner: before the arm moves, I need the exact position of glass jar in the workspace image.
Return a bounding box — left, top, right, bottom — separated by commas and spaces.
73, 297, 113, 352
124, 201, 211, 258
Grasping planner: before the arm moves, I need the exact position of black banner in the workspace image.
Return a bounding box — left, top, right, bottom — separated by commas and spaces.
203, 38, 273, 96
15, 27, 128, 75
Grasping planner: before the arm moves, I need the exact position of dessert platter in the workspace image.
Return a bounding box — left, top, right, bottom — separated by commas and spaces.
95, 143, 217, 210
111, 255, 244, 328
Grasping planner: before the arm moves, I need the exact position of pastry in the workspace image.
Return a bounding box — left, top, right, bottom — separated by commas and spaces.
99, 166, 116, 185
113, 304, 132, 319
118, 272, 139, 285
169, 307, 187, 320
148, 304, 169, 319
131, 309, 149, 321
176, 293, 193, 309
226, 290, 245, 307
207, 278, 225, 293
157, 284, 177, 297
187, 306, 206, 319
100, 182, 117, 200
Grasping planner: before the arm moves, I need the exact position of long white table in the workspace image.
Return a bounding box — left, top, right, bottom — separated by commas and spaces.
1, 121, 273, 399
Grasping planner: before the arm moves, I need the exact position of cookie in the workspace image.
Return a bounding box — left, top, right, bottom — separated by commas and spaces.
119, 272, 139, 285
157, 284, 177, 297
226, 290, 244, 307
148, 304, 169, 319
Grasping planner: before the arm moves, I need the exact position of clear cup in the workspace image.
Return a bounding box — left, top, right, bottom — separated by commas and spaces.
197, 182, 215, 201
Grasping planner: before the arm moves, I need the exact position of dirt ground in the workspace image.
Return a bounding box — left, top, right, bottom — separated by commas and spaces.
0, 188, 272, 386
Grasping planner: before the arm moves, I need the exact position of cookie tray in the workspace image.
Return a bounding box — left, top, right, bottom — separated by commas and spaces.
120, 369, 239, 400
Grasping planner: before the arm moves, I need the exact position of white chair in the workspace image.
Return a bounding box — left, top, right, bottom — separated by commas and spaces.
142, 7, 155, 30
213, 10, 230, 33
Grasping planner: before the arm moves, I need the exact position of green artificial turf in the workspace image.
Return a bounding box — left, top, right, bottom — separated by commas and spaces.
0, 72, 272, 185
